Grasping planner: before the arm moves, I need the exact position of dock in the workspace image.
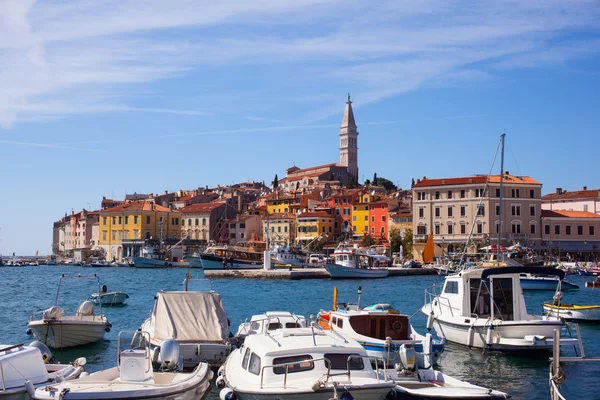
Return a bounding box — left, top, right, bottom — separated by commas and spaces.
204, 267, 438, 280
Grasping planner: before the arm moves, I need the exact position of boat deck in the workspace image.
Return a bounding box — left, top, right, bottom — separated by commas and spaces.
204, 267, 437, 280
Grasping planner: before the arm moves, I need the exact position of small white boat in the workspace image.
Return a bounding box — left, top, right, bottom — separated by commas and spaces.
235, 311, 307, 345
0, 341, 85, 400
31, 332, 212, 400
90, 286, 129, 305
27, 275, 111, 349
519, 273, 580, 291
543, 303, 600, 321
220, 326, 396, 400
325, 243, 389, 279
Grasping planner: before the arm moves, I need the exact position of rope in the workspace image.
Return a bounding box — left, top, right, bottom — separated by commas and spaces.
550, 362, 566, 385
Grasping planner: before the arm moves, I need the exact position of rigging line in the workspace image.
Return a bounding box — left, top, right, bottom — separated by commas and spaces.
506, 142, 522, 177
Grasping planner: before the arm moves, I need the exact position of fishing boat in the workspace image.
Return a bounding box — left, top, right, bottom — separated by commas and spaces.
219, 326, 396, 400
421, 266, 570, 352
324, 243, 389, 279
90, 285, 129, 305
235, 311, 307, 345
140, 277, 234, 369
317, 287, 445, 369
0, 342, 85, 400
27, 275, 111, 349
519, 273, 580, 291
199, 245, 263, 270
543, 303, 600, 322
31, 331, 212, 400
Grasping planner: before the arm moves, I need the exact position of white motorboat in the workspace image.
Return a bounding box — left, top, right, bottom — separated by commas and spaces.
519, 273, 580, 291
90, 285, 129, 305
543, 303, 600, 321
140, 280, 233, 369
271, 244, 306, 268
133, 247, 190, 268
30, 331, 212, 400
235, 311, 307, 345
219, 326, 396, 400
421, 266, 574, 352
27, 275, 111, 349
325, 243, 389, 279
0, 342, 85, 400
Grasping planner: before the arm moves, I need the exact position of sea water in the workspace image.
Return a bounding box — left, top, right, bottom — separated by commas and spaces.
1, 265, 599, 399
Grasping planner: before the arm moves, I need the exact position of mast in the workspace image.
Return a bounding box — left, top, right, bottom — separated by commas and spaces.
497, 132, 505, 265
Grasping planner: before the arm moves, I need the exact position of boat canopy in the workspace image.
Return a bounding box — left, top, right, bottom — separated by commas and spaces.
152, 292, 230, 343
481, 266, 565, 281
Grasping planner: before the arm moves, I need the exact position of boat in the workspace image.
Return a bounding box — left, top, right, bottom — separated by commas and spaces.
140, 277, 234, 369
0, 342, 86, 400
519, 273, 580, 290
219, 326, 396, 400
317, 288, 444, 369
235, 311, 307, 345
543, 303, 600, 322
271, 244, 306, 268
133, 246, 190, 268
199, 245, 263, 270
27, 274, 111, 349
421, 266, 572, 352
324, 243, 389, 279
31, 331, 212, 400
90, 285, 129, 305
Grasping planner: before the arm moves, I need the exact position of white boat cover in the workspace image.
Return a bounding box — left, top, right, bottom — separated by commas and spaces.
152, 292, 229, 343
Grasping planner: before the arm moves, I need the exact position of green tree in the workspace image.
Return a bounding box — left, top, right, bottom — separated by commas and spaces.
347, 176, 357, 189
411, 178, 415, 187
364, 179, 371, 186
373, 172, 378, 185
272, 174, 279, 190
372, 176, 397, 193
361, 234, 375, 247
307, 239, 324, 253
389, 228, 402, 253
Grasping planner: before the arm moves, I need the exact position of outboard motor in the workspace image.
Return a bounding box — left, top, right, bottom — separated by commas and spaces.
42, 306, 64, 321
158, 339, 181, 371
76, 301, 95, 316
398, 344, 417, 372
29, 341, 54, 363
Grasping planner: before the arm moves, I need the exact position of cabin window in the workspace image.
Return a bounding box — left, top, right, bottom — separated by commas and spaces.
492, 278, 514, 321
337, 318, 343, 328
470, 278, 490, 317
443, 281, 459, 294
332, 317, 337, 325
273, 355, 314, 374
285, 322, 302, 328
268, 323, 282, 330
248, 353, 261, 375
324, 353, 364, 370
242, 348, 251, 370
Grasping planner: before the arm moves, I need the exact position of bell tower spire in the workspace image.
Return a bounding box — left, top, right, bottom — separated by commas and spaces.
339, 94, 358, 181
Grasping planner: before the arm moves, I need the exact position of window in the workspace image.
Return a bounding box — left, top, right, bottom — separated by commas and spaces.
447, 224, 453, 234
460, 224, 466, 234
511, 206, 520, 216
242, 348, 251, 370
460, 206, 466, 217
417, 226, 426, 235
447, 190, 452, 199
112, 216, 116, 224
555, 225, 560, 235
496, 205, 500, 216
530, 206, 535, 217
203, 218, 207, 226
496, 188, 500, 197
511, 189, 520, 198
182, 219, 185, 227
419, 208, 424, 218
371, 227, 374, 233
530, 189, 535, 199
241, 233, 245, 238
545, 225, 550, 235
336, 208, 340, 215
248, 353, 261, 375
134, 216, 138, 224
343, 208, 350, 215
324, 354, 364, 370
381, 216, 386, 222
460, 190, 465, 199
118, 216, 122, 224
353, 226, 357, 232
565, 225, 571, 235
146, 216, 150, 224
352, 216, 356, 222
230, 232, 236, 238
511, 223, 521, 234
102, 231, 107, 241
447, 206, 453, 217
435, 191, 440, 200
590, 226, 595, 235
435, 207, 440, 218
146, 231, 151, 239
584, 205, 589, 212
103, 217, 107, 225
475, 189, 484, 197
444, 281, 459, 294
240, 223, 246, 229
133, 229, 139, 239
477, 205, 485, 216
353, 206, 357, 211
273, 355, 314, 375
118, 231, 122, 240
364, 205, 368, 211
578, 225, 583, 235
530, 224, 535, 234
371, 216, 375, 222
112, 230, 116, 240
124, 231, 129, 239
477, 223, 483, 234
435, 225, 440, 235
364, 215, 368, 221
364, 225, 368, 232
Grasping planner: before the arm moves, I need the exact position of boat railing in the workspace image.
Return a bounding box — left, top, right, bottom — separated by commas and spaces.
424, 284, 459, 318
314, 322, 348, 344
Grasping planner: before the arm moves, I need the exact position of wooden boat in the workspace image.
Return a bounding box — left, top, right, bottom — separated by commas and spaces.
543, 303, 600, 321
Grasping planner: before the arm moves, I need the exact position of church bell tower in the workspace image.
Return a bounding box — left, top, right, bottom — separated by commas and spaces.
339, 94, 358, 181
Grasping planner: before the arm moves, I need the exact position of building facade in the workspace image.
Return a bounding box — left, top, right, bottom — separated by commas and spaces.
296, 212, 335, 244
542, 187, 600, 214
541, 210, 600, 259
263, 213, 296, 245
180, 202, 236, 243
226, 214, 261, 244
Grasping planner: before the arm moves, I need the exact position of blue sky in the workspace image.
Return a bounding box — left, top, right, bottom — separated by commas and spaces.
1, 0, 600, 255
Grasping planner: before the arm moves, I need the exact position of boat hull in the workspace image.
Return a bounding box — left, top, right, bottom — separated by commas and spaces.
132, 257, 189, 268
325, 263, 388, 279
543, 304, 600, 321
28, 319, 108, 349
229, 384, 393, 400
520, 278, 579, 291
187, 256, 203, 268
91, 292, 129, 305
199, 254, 263, 270
358, 340, 444, 369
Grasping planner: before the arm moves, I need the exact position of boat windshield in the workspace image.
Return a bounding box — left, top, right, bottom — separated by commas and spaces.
470, 278, 491, 318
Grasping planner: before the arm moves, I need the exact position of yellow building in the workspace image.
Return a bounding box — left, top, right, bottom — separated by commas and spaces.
99, 201, 181, 260
266, 196, 298, 214
296, 211, 335, 244
263, 213, 296, 245
351, 192, 372, 236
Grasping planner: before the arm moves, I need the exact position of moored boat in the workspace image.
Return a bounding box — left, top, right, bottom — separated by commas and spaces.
199, 246, 263, 270
543, 302, 600, 322
325, 243, 389, 279
90, 285, 129, 305
519, 273, 580, 290
235, 311, 307, 345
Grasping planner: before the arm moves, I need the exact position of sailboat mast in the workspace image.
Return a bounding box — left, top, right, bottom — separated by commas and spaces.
497, 132, 505, 264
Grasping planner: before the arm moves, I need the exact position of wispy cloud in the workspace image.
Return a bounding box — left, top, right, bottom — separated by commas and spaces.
0, 140, 106, 152
0, 0, 598, 128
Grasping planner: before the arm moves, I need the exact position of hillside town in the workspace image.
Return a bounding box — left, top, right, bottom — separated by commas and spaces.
51, 98, 600, 264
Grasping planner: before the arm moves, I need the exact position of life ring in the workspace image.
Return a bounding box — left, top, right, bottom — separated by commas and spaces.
391, 320, 403, 331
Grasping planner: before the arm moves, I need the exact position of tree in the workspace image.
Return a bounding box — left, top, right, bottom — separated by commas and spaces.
347, 176, 357, 189
361, 234, 375, 247
307, 239, 324, 253
390, 228, 413, 257
372, 176, 397, 193
364, 179, 371, 186
373, 172, 378, 185
272, 174, 279, 190
389, 228, 402, 254
411, 178, 415, 187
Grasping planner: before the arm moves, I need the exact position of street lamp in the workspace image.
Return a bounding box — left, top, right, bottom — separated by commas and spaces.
584, 240, 588, 263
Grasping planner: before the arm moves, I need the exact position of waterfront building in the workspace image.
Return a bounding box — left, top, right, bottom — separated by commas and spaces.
265, 192, 320, 215
263, 213, 296, 245
541, 210, 600, 259
180, 202, 237, 243
542, 187, 600, 214
296, 211, 335, 245
369, 199, 389, 240
351, 192, 373, 237
322, 189, 362, 239
225, 214, 261, 245
99, 201, 181, 260
412, 173, 543, 252
388, 210, 413, 238
52, 210, 100, 260
171, 189, 218, 209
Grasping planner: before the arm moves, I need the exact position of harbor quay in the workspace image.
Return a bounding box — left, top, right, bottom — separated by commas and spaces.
204, 266, 437, 280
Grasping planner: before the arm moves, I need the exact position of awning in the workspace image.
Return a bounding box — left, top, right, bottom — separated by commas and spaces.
481, 266, 565, 281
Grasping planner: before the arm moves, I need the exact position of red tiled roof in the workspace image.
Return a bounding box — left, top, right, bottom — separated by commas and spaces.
542, 189, 600, 201
413, 174, 541, 188
542, 210, 600, 219
179, 202, 225, 213
102, 201, 175, 213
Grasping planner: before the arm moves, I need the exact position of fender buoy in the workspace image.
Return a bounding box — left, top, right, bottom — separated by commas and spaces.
216, 376, 226, 389
219, 388, 236, 400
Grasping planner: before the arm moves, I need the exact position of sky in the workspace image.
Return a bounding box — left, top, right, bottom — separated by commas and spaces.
1, 0, 600, 255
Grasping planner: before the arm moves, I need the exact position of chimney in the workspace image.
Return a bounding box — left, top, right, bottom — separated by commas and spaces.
583, 186, 587, 191
150, 202, 154, 211
165, 190, 168, 195
556, 188, 562, 194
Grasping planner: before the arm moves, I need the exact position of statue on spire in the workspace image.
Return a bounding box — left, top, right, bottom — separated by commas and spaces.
347, 93, 351, 102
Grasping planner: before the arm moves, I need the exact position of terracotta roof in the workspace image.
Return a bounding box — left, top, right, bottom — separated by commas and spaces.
177, 193, 195, 202
297, 211, 332, 218
413, 174, 541, 188
102, 201, 175, 213
179, 202, 225, 213
542, 210, 600, 219
542, 189, 600, 201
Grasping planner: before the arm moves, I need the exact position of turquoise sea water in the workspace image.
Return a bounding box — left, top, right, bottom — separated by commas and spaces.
1, 266, 599, 399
